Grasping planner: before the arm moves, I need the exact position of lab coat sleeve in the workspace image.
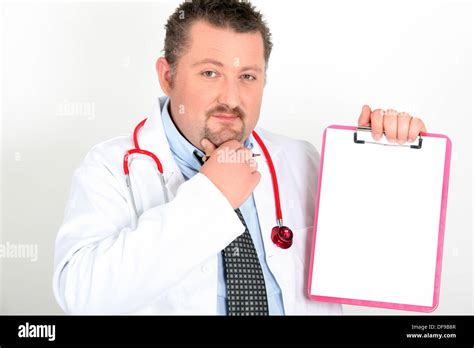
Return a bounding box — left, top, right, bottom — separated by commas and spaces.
53, 149, 245, 314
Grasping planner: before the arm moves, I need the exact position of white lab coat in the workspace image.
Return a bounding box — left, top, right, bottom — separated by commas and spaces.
53, 96, 343, 315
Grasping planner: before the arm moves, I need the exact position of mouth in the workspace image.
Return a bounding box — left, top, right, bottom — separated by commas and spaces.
211, 113, 240, 122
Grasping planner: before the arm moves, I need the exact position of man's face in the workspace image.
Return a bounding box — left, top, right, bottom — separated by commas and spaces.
163, 20, 266, 150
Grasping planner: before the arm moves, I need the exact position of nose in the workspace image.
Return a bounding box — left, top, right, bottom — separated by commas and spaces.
217, 78, 241, 110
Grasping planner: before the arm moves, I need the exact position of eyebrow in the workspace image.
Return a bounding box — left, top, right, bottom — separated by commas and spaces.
192, 58, 262, 73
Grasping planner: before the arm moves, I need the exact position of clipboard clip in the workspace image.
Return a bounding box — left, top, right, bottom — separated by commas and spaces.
354, 126, 423, 149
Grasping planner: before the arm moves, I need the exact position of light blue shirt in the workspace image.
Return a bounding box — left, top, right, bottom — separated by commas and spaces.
160, 97, 284, 315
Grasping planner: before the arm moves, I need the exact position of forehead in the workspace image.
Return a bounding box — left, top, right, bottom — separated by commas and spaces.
183, 20, 265, 68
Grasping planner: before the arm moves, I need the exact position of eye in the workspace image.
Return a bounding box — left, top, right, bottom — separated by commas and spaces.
241, 74, 256, 81
201, 70, 218, 78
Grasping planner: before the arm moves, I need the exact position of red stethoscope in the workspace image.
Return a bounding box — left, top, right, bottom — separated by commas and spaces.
123, 119, 294, 249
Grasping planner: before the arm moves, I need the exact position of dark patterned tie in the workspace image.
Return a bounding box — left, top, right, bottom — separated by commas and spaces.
195, 151, 269, 316
223, 208, 269, 316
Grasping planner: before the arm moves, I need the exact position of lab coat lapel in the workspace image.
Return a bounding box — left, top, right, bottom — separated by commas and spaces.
252, 140, 279, 259
252, 129, 285, 258
252, 130, 297, 311
136, 96, 185, 196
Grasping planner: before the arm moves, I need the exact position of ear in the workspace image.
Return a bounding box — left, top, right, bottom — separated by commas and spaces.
156, 57, 173, 96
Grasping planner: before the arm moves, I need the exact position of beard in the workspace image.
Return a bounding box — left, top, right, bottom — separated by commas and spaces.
202, 105, 246, 147
203, 120, 245, 147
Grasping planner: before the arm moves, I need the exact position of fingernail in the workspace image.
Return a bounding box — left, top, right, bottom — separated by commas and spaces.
374, 133, 382, 141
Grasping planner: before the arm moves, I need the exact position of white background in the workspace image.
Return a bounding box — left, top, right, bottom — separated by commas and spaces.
0, 0, 472, 314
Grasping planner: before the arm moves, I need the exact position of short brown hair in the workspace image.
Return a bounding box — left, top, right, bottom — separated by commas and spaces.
163, 0, 273, 77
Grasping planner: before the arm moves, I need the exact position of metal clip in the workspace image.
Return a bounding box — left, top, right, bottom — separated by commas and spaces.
354, 126, 423, 149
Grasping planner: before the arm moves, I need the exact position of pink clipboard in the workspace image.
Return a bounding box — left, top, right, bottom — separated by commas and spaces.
307, 125, 452, 312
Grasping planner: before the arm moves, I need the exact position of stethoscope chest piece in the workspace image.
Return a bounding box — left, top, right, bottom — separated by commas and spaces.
271, 225, 293, 249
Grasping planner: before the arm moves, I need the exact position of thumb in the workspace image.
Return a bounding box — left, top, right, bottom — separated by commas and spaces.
200, 138, 217, 157
358, 104, 372, 127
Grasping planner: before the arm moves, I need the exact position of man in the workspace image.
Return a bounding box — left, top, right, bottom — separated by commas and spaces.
53, 0, 426, 315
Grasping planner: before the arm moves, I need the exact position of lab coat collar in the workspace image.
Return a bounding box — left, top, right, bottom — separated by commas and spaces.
137, 96, 186, 193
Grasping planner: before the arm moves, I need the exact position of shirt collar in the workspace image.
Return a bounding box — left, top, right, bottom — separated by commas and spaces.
161, 96, 254, 172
